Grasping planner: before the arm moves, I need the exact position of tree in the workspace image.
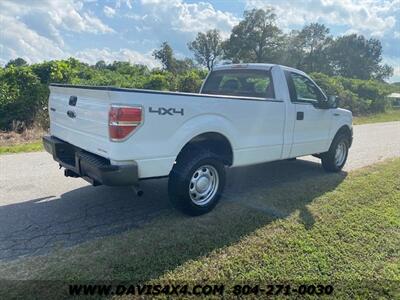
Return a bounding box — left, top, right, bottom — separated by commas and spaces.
296, 23, 332, 73
177, 71, 203, 92
188, 29, 223, 70
279, 30, 305, 68
31, 60, 74, 84
372, 64, 394, 81
143, 74, 170, 90
223, 9, 283, 63
328, 34, 389, 80
5, 57, 28, 68
109, 61, 134, 74
174, 58, 195, 74
95, 60, 107, 69
0, 67, 47, 129
153, 42, 195, 74
153, 42, 176, 72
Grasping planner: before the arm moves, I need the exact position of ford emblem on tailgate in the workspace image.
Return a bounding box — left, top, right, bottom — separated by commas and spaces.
69, 95, 77, 106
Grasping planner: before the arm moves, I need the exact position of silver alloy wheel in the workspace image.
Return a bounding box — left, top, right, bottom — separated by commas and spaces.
189, 165, 219, 206
334, 141, 347, 167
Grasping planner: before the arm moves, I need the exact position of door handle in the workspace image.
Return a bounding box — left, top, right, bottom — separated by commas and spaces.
297, 112, 304, 120
69, 95, 78, 106
333, 113, 340, 116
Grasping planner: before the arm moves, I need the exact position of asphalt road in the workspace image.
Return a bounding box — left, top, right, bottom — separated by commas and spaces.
1, 121, 399, 261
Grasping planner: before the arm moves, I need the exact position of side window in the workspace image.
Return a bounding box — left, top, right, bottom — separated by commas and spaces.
201, 69, 275, 99
289, 73, 325, 103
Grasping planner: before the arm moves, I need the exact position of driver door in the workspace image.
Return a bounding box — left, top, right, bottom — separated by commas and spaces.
286, 72, 333, 157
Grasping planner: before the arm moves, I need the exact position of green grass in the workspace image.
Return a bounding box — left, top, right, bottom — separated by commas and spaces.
354, 109, 400, 125
0, 141, 43, 155
0, 159, 399, 299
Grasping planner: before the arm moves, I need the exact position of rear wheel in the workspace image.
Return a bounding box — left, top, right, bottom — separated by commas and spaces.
168, 148, 226, 216
321, 134, 350, 172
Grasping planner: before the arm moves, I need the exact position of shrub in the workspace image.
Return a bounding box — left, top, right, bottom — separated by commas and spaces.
0, 59, 398, 131
0, 67, 48, 130
177, 71, 203, 93
143, 74, 170, 90
311, 73, 393, 115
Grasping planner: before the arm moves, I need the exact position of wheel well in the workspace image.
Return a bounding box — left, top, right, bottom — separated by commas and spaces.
177, 132, 233, 166
335, 125, 352, 146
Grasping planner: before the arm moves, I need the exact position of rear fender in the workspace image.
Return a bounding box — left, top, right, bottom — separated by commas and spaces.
171, 114, 237, 162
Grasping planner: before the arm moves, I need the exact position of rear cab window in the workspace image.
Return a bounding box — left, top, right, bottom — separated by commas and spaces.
201, 69, 275, 99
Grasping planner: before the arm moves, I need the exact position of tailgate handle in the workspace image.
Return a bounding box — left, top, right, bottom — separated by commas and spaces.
69, 96, 77, 106
67, 110, 76, 119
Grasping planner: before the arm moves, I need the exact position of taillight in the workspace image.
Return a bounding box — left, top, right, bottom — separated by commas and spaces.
109, 105, 142, 141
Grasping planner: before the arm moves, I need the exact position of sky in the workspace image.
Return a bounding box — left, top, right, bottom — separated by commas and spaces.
0, 0, 399, 81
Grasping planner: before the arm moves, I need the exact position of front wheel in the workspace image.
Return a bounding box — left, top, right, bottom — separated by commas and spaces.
321, 134, 350, 172
168, 149, 226, 216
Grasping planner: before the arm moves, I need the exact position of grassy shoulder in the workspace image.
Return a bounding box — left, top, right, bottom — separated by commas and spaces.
0, 140, 43, 155
0, 126, 45, 154
353, 109, 400, 125
0, 158, 399, 298
159, 159, 400, 298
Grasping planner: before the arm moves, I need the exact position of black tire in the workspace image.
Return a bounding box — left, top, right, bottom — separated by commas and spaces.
168, 148, 226, 216
321, 133, 350, 172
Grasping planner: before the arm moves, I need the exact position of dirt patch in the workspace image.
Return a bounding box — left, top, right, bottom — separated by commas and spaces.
0, 126, 47, 146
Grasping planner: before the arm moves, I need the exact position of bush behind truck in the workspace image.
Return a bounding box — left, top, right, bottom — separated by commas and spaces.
0, 58, 398, 132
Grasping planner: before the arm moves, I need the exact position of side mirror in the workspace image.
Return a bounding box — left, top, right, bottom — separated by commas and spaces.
313, 95, 339, 109
327, 95, 339, 108
313, 97, 330, 109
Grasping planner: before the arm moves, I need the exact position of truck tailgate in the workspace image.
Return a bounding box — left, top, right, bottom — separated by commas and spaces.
49, 85, 112, 157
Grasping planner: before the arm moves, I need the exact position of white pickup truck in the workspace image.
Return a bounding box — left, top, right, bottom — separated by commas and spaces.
43, 64, 352, 215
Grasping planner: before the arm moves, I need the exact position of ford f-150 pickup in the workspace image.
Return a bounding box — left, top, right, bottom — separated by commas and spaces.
43, 63, 353, 215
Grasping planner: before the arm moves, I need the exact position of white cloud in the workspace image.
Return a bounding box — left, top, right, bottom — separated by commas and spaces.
0, 15, 67, 64
79, 12, 115, 33
75, 48, 160, 68
394, 65, 400, 79
1, 0, 397, 81
0, 0, 115, 65
246, 0, 399, 37
116, 0, 133, 9
103, 6, 116, 18
0, 0, 114, 36
136, 0, 238, 38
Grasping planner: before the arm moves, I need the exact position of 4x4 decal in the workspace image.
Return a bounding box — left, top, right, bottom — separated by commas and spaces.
149, 107, 184, 116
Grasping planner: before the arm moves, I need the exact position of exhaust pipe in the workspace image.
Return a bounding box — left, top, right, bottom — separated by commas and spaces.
131, 184, 144, 197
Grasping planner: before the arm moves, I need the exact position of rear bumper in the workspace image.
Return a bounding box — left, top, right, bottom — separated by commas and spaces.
43, 136, 138, 186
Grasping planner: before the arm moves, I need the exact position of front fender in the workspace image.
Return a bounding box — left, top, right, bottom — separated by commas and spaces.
329, 108, 353, 144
